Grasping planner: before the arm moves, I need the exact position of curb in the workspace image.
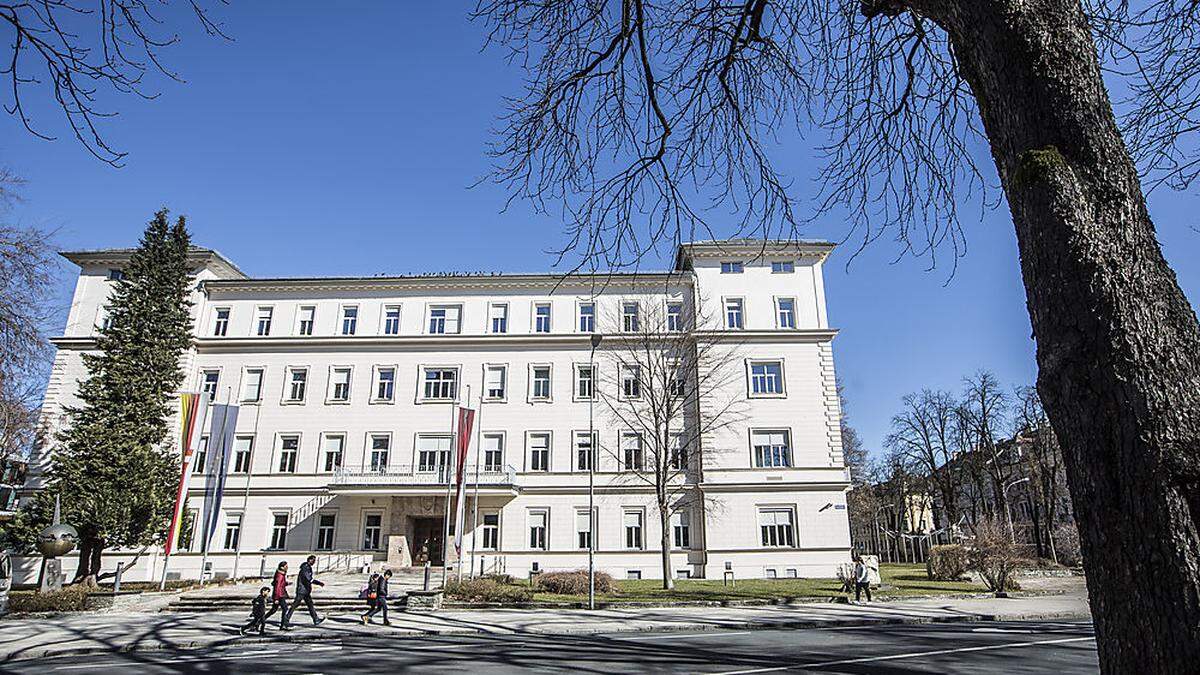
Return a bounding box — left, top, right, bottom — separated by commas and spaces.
0, 608, 1092, 663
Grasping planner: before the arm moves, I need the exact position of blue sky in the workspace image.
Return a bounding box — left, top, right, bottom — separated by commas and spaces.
4, 4, 1197, 458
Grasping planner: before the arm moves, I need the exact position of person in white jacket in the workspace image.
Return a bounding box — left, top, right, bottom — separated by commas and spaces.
853, 555, 872, 603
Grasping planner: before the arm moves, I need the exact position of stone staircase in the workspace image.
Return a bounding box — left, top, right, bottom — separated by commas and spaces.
163, 567, 442, 613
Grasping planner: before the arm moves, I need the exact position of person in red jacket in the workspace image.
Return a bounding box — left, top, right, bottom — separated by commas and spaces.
262, 561, 292, 630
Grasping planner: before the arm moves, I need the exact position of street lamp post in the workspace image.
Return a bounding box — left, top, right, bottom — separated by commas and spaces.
588, 333, 602, 611
1002, 477, 1031, 543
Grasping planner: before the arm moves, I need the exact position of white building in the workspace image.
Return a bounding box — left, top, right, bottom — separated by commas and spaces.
22, 239, 851, 584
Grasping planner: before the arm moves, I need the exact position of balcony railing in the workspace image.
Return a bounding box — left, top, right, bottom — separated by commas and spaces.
331, 465, 518, 488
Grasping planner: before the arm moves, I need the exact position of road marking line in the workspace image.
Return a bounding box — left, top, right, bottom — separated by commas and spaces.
709, 636, 1097, 674
618, 631, 755, 641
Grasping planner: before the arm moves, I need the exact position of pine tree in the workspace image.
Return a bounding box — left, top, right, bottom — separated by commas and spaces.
28, 209, 194, 584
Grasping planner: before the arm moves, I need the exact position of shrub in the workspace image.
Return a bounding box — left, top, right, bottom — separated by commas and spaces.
444, 578, 533, 604
965, 518, 1030, 594
926, 544, 969, 581
534, 570, 615, 595
1051, 523, 1083, 567
8, 586, 91, 613
480, 573, 515, 586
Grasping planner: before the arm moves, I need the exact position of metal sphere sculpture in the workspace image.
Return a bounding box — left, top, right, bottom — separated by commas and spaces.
36, 523, 79, 558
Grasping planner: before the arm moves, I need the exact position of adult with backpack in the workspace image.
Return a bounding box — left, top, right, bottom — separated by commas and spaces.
262, 561, 292, 630
360, 569, 392, 625
287, 555, 326, 626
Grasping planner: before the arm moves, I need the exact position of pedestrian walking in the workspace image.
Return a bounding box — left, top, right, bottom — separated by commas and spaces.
361, 569, 392, 625
239, 586, 270, 636
262, 561, 292, 630
853, 555, 872, 603
287, 555, 326, 626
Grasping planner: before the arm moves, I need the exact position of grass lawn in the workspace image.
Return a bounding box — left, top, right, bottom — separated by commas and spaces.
528, 564, 984, 604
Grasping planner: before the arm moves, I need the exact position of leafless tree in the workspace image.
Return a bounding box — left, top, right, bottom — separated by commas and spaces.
475, 2, 1200, 667
1013, 386, 1069, 564
886, 389, 961, 532
1, 1, 227, 165
594, 294, 745, 589
838, 380, 869, 487
958, 372, 1013, 530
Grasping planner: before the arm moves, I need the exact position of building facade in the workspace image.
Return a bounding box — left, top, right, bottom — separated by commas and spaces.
22, 240, 851, 584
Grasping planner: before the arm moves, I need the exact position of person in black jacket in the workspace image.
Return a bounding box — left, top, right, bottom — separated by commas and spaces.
287, 555, 326, 626
361, 569, 392, 625
239, 586, 271, 636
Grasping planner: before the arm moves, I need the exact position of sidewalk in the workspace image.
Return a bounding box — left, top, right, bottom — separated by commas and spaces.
0, 591, 1090, 663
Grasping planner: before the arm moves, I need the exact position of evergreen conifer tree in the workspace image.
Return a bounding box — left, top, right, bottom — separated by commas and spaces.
21, 209, 194, 584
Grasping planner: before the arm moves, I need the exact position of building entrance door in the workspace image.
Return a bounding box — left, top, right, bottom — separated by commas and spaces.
412, 517, 445, 566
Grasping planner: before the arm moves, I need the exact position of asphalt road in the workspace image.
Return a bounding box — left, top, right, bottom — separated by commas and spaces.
5, 620, 1098, 674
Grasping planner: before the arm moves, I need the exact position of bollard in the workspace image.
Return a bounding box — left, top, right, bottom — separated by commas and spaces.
113, 562, 123, 594
423, 561, 431, 591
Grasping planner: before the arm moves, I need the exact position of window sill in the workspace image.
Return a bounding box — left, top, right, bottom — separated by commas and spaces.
747, 393, 788, 400
325, 400, 351, 406
369, 398, 396, 405
280, 400, 306, 406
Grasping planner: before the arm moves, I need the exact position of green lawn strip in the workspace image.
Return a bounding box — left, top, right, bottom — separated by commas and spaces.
527, 564, 984, 604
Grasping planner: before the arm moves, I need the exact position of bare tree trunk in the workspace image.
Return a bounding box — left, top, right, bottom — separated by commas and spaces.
935, 1, 1200, 669
659, 501, 674, 590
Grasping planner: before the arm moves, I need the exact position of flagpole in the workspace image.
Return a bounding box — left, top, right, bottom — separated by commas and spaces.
160, 393, 211, 591
198, 388, 230, 585
232, 400, 261, 580
469, 386, 484, 579
440, 388, 460, 588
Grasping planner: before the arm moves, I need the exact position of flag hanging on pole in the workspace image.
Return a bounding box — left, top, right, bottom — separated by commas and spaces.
165, 392, 210, 557
200, 403, 239, 553
452, 406, 476, 558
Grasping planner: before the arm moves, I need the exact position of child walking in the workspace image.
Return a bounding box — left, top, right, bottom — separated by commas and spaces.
239, 586, 270, 636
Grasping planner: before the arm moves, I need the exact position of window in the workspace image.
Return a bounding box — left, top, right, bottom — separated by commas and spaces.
771, 260, 795, 274
749, 361, 785, 396
624, 510, 644, 549
484, 365, 507, 400
375, 367, 396, 402
223, 513, 242, 551
672, 511, 691, 549
752, 430, 792, 468
369, 434, 390, 472
340, 306, 358, 335
621, 432, 644, 472
667, 302, 684, 332
528, 510, 548, 550
201, 370, 220, 400
297, 306, 316, 336
578, 302, 596, 332
622, 301, 640, 332
232, 436, 253, 474
670, 432, 688, 471
534, 303, 552, 333
725, 298, 744, 329
776, 298, 796, 329
531, 365, 552, 400
269, 513, 289, 550
489, 303, 508, 333
193, 436, 209, 474
383, 305, 401, 335
322, 434, 345, 472
669, 364, 686, 398
213, 308, 230, 336
481, 512, 500, 550
241, 368, 264, 402
108, 268, 125, 281
422, 367, 458, 400
286, 368, 308, 402
626, 570, 642, 580
760, 508, 796, 547
277, 435, 299, 473
720, 261, 744, 274
428, 304, 462, 334
528, 433, 550, 472
575, 364, 595, 400
256, 306, 273, 336
316, 513, 336, 551
576, 509, 593, 549
362, 513, 383, 550
482, 434, 504, 472
621, 364, 641, 399
329, 367, 352, 402
575, 431, 596, 471
417, 435, 452, 476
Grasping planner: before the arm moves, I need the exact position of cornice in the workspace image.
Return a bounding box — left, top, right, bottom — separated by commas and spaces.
692, 329, 838, 343
201, 272, 692, 296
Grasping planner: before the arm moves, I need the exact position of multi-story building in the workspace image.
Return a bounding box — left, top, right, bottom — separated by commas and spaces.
22, 239, 851, 584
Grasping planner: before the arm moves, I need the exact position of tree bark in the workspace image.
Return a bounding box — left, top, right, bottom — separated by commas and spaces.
659, 501, 675, 590
924, 0, 1200, 670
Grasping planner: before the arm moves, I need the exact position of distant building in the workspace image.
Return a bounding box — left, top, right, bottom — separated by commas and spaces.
0, 458, 27, 521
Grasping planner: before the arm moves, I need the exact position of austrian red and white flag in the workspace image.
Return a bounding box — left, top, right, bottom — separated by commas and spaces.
452, 407, 476, 558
